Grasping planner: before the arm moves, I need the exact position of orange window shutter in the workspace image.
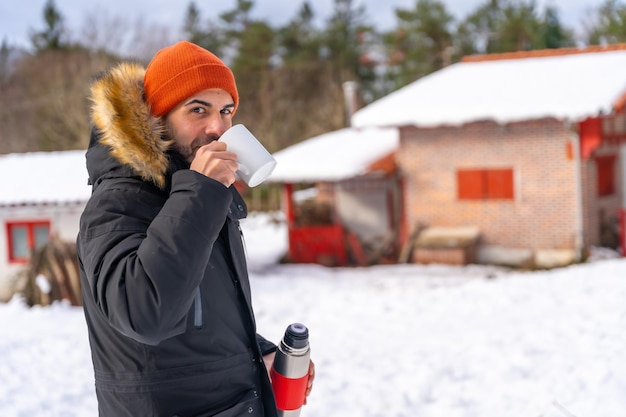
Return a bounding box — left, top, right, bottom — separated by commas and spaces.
457, 169, 484, 199
487, 169, 514, 199
566, 141, 574, 160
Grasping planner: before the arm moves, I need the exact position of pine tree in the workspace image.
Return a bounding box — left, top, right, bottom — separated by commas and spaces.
30, 0, 67, 51
540, 6, 575, 48
586, 0, 626, 45
384, 0, 455, 90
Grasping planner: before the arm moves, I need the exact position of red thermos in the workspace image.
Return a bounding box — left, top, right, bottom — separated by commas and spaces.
270, 323, 311, 417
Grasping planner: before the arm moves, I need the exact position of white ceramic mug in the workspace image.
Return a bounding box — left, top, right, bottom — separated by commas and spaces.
219, 124, 277, 187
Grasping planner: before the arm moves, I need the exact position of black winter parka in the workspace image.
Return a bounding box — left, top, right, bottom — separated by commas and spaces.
77, 62, 277, 417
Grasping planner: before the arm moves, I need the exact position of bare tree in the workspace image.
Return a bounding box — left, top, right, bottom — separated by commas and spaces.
1, 48, 117, 152
77, 8, 175, 60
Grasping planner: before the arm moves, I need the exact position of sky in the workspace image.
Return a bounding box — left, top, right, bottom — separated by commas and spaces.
0, 0, 606, 51
1, 211, 625, 416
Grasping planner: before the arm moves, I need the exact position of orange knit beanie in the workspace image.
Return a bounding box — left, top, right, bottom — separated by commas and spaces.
144, 41, 239, 117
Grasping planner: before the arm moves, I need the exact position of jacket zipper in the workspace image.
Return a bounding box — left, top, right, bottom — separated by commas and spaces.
237, 221, 248, 258
194, 287, 202, 328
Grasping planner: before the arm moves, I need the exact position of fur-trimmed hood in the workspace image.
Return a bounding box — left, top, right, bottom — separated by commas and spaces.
87, 62, 174, 189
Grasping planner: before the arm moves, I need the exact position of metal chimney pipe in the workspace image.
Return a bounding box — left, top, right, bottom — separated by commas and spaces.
342, 81, 358, 127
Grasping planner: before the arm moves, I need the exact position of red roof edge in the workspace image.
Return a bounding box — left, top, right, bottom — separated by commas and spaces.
461, 43, 626, 63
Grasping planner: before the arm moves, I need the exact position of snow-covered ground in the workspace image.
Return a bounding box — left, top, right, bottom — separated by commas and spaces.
1, 213, 625, 417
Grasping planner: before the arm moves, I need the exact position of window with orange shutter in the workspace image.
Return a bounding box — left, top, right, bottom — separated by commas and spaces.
457, 168, 514, 200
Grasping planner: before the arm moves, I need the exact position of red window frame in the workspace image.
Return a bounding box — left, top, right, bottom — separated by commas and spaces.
6, 220, 51, 264
596, 155, 616, 197
457, 168, 514, 200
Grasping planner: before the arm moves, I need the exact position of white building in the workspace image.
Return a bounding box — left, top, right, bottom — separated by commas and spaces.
0, 151, 90, 300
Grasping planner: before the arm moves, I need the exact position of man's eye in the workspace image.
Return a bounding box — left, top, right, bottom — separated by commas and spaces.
220, 108, 233, 115
192, 107, 205, 114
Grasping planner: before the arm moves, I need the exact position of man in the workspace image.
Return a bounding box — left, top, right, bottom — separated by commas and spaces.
78, 41, 314, 417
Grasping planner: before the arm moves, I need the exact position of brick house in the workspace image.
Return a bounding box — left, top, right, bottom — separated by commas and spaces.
352, 45, 626, 267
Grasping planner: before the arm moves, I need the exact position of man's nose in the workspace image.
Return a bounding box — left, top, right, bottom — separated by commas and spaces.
204, 115, 228, 137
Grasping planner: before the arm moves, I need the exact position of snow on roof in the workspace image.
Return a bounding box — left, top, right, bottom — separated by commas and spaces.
267, 127, 399, 183
352, 48, 626, 128
0, 150, 90, 206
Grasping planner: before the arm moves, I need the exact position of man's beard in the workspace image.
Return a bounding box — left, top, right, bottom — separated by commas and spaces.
167, 121, 220, 164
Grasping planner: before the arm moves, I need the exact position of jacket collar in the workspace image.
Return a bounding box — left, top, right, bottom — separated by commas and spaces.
88, 62, 173, 189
